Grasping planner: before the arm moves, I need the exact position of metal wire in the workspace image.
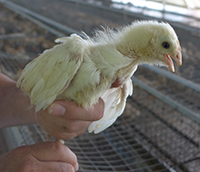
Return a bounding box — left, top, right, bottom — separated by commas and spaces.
134, 66, 200, 122
1, 1, 200, 172
15, 88, 200, 172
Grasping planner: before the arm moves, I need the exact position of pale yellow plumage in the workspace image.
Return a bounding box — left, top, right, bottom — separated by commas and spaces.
17, 20, 182, 134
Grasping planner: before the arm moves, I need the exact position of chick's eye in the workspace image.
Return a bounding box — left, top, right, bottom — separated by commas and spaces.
162, 42, 170, 49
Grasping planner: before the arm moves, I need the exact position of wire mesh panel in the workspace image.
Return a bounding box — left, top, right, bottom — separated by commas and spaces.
130, 88, 200, 171
1, 1, 200, 172
17, 123, 171, 172
15, 86, 200, 172
16, 89, 200, 172
7, 0, 200, 84
134, 66, 200, 117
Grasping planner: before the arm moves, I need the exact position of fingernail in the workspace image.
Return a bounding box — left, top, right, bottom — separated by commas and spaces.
48, 104, 66, 116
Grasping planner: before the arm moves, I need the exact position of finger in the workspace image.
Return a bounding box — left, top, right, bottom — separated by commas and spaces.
29, 142, 77, 169
41, 162, 77, 172
38, 111, 91, 133
48, 98, 104, 121
37, 111, 90, 139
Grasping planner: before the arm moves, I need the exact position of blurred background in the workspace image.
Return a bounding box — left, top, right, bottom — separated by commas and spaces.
0, 0, 200, 172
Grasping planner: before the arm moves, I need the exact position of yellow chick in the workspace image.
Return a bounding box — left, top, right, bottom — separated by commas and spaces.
17, 20, 182, 134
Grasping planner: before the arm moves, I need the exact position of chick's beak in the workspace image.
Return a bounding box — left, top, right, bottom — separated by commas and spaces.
165, 54, 175, 72
171, 49, 182, 66
165, 46, 182, 72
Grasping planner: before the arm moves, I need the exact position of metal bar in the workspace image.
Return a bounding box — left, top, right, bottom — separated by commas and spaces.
132, 76, 200, 124
2, 1, 81, 35
2, 0, 200, 127
65, 0, 200, 34
18, 126, 36, 145
3, 1, 200, 95
103, 128, 156, 172
143, 64, 200, 93
1, 127, 25, 151
1, 2, 65, 37
0, 33, 25, 40
66, 0, 200, 20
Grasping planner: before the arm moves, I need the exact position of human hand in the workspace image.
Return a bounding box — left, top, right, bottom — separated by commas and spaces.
0, 141, 78, 172
36, 98, 104, 140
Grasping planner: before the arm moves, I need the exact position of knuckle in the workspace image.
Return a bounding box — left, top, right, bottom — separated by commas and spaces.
51, 142, 77, 163
18, 160, 38, 172
51, 141, 64, 152
50, 141, 71, 156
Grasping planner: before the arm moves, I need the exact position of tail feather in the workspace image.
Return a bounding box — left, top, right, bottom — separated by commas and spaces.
88, 79, 133, 134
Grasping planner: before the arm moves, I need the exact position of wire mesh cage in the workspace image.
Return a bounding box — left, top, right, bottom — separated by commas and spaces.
10, 91, 200, 172
1, 1, 200, 172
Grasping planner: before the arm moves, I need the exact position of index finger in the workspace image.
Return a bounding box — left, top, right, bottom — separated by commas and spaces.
48, 98, 104, 121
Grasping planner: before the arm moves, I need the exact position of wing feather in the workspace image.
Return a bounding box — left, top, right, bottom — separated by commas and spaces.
17, 34, 85, 111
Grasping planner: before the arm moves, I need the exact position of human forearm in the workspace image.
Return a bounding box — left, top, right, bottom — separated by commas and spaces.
0, 73, 36, 128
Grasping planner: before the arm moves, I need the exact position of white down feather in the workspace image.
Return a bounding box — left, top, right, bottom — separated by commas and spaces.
88, 78, 133, 133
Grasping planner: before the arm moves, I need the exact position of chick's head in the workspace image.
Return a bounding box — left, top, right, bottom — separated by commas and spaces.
151, 23, 182, 72
116, 21, 182, 72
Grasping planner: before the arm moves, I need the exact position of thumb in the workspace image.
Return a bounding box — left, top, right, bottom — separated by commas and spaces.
48, 103, 66, 116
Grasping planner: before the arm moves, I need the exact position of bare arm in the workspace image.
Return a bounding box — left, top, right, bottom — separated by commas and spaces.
0, 73, 36, 128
